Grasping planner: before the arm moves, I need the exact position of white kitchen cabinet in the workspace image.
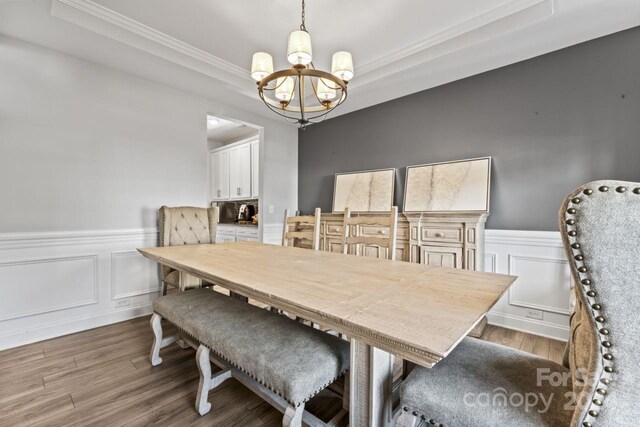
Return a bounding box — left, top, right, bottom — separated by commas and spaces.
215, 234, 237, 243
210, 150, 230, 200
209, 138, 258, 202
229, 144, 251, 200
251, 140, 259, 198
215, 225, 259, 243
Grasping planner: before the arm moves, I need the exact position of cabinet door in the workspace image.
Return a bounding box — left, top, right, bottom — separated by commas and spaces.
361, 244, 387, 259
210, 152, 220, 200
218, 150, 230, 199
395, 242, 410, 262
251, 141, 259, 198
325, 238, 344, 253
229, 144, 251, 199
420, 245, 462, 269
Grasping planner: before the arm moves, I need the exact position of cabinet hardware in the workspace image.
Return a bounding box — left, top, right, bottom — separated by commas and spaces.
434, 232, 444, 237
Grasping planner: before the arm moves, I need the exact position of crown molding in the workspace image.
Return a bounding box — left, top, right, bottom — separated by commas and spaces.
358, 0, 551, 76
51, 0, 253, 90
350, 0, 554, 90
50, 0, 554, 99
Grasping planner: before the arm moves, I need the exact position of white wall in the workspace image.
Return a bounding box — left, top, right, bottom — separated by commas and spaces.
0, 35, 297, 349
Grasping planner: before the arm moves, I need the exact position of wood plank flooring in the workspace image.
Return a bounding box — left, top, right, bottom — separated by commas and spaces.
0, 317, 564, 426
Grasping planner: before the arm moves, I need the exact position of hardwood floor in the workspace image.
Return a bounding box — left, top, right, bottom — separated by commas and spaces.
0, 317, 565, 426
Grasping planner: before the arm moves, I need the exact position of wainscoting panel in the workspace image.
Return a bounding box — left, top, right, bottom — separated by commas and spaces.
111, 250, 162, 300
262, 223, 284, 245
0, 229, 159, 350
485, 230, 570, 341
0, 255, 98, 321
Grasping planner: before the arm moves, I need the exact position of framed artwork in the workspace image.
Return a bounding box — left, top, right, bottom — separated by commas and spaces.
403, 157, 491, 213
332, 168, 395, 213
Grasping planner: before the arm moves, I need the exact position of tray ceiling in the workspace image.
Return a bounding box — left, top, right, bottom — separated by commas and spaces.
0, 0, 638, 122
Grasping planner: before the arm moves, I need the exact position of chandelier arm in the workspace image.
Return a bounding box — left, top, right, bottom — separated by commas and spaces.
298, 74, 306, 124
258, 68, 345, 93
309, 76, 334, 107
262, 98, 302, 124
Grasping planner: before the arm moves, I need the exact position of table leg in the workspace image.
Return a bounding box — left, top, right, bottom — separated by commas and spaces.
349, 339, 394, 427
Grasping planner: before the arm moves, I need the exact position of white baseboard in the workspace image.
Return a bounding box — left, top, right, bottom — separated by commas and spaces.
0, 303, 153, 351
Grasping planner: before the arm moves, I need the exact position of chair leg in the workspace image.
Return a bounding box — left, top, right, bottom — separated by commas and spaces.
195, 344, 232, 416
150, 313, 179, 366
196, 345, 213, 416
282, 404, 304, 427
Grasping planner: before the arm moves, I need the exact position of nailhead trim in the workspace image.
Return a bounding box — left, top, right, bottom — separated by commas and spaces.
154, 312, 348, 408
402, 406, 445, 427
562, 184, 633, 426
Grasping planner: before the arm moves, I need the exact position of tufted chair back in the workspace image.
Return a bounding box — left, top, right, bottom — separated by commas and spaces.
158, 206, 219, 291
559, 180, 640, 426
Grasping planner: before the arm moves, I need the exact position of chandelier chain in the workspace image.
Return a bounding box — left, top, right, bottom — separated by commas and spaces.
300, 0, 306, 31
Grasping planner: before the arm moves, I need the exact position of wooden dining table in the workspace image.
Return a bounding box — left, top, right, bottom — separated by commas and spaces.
139, 241, 516, 427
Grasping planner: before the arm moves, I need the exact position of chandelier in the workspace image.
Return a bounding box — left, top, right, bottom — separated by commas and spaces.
250, 0, 353, 128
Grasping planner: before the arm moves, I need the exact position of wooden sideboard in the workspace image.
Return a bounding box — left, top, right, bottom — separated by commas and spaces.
316, 212, 487, 268
299, 211, 490, 336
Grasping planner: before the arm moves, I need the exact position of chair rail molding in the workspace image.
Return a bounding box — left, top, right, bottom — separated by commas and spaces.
485, 229, 570, 341
0, 228, 160, 350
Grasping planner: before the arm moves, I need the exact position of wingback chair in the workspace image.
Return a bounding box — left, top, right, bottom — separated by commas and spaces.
396, 180, 640, 427
558, 180, 640, 426
158, 206, 219, 294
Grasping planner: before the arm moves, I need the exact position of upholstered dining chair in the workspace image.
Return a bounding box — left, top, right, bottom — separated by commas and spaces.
158, 205, 219, 294
396, 180, 640, 427
341, 206, 399, 260
282, 207, 322, 249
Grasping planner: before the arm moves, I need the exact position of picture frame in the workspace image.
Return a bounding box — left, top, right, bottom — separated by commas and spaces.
403, 157, 491, 213
332, 168, 395, 213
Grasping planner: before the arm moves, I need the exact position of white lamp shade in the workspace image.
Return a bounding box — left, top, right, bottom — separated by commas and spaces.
251, 52, 274, 81
287, 30, 313, 65
275, 76, 295, 102
331, 51, 354, 81
316, 78, 337, 101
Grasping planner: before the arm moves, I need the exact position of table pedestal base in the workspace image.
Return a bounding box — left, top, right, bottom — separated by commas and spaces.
349, 339, 395, 427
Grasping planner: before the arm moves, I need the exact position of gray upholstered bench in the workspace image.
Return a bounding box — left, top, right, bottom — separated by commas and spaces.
150, 288, 350, 427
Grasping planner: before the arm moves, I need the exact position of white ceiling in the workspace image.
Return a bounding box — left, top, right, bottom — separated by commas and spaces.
0, 0, 638, 124
207, 115, 258, 142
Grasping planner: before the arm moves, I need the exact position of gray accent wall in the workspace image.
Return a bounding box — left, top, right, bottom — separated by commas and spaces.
298, 26, 640, 231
